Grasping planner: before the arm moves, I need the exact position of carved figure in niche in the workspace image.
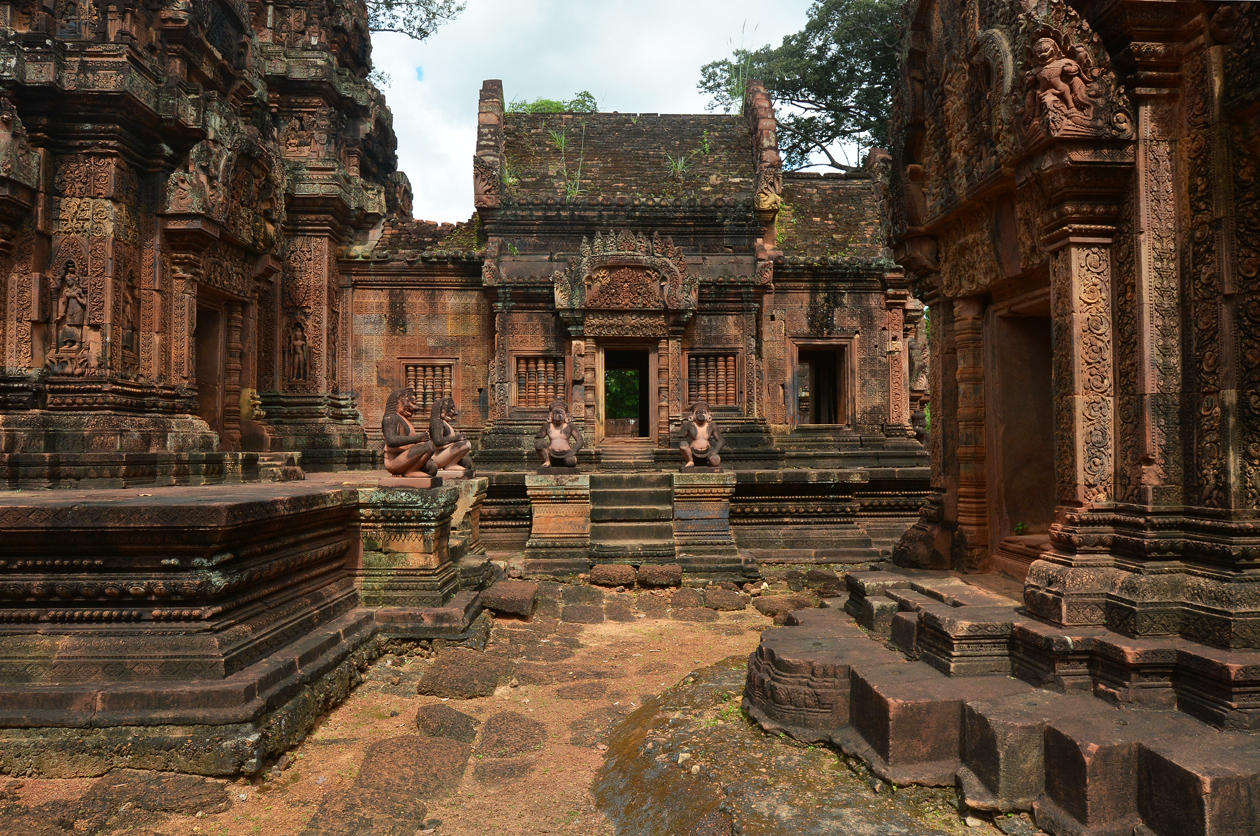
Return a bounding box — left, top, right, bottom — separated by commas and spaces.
680, 401, 724, 469
535, 399, 583, 470
382, 387, 438, 477
54, 260, 87, 350
428, 395, 475, 474
1027, 37, 1094, 120
286, 316, 309, 382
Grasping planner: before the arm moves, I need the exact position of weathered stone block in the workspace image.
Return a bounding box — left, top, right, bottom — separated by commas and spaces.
589, 564, 637, 587
480, 580, 539, 618
1036, 713, 1140, 835
637, 564, 682, 587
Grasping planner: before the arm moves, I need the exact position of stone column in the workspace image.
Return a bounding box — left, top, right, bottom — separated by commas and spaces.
953, 296, 988, 571
490, 295, 510, 420
523, 473, 591, 576
355, 483, 460, 607
1049, 243, 1115, 509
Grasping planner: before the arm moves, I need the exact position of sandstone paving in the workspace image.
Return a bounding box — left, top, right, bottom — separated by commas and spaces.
0, 584, 1026, 835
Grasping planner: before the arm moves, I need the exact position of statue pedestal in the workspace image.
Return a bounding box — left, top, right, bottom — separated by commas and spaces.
523, 473, 591, 577
672, 471, 749, 579
355, 482, 460, 607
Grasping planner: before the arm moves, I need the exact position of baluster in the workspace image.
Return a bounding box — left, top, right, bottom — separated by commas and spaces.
725, 356, 736, 405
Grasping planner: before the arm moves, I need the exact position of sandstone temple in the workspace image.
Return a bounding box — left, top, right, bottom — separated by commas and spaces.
0, 0, 1257, 833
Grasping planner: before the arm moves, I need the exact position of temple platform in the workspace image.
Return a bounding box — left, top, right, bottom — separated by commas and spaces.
744, 565, 1260, 834
0, 474, 493, 776
481, 465, 929, 576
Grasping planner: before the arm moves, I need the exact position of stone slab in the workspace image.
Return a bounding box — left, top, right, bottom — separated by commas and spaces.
480, 580, 539, 618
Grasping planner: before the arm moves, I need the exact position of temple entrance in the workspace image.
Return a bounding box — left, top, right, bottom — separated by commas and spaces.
796, 345, 849, 424
194, 302, 225, 437
986, 302, 1055, 579
600, 349, 652, 438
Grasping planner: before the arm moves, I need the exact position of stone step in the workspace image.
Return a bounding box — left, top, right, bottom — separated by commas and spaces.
743, 578, 1260, 835
589, 521, 675, 542
740, 547, 882, 565
590, 504, 672, 522
590, 472, 673, 490
589, 486, 673, 507
589, 542, 677, 561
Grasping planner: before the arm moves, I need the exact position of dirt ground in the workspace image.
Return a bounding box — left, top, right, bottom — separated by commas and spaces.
0, 584, 1039, 836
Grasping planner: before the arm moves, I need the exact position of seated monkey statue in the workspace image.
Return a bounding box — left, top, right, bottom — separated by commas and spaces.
680, 401, 723, 468
382, 387, 437, 477
535, 399, 583, 469
429, 395, 475, 473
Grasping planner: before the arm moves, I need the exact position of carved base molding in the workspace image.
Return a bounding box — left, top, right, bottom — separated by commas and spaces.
1024, 506, 1260, 649
0, 478, 492, 776
0, 411, 217, 454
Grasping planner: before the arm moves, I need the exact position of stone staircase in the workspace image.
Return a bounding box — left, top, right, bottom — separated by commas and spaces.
596, 439, 658, 471
588, 472, 676, 563
744, 567, 1260, 835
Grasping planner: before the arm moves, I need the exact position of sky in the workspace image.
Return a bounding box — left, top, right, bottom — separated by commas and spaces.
370, 0, 816, 223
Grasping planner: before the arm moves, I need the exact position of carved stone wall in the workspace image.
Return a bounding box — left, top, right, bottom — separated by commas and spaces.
892, 0, 1260, 647
0, 0, 395, 480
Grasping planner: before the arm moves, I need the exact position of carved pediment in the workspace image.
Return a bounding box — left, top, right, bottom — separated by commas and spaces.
553, 230, 696, 317
1015, 1, 1133, 146
164, 129, 285, 254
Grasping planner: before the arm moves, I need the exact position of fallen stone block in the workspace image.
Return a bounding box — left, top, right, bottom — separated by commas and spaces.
753, 594, 818, 619
480, 580, 539, 619
670, 587, 703, 608
415, 703, 480, 744
637, 564, 682, 587
703, 587, 747, 611
589, 564, 637, 587
417, 647, 513, 699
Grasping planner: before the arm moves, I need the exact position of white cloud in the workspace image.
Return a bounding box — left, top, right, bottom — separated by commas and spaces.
371, 0, 814, 222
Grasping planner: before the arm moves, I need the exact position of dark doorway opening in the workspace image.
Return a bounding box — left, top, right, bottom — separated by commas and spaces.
195, 304, 224, 437
798, 347, 848, 424
604, 350, 650, 438
991, 314, 1055, 537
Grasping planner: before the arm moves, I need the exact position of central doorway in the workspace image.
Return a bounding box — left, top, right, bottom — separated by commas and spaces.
797, 345, 849, 425
600, 349, 651, 439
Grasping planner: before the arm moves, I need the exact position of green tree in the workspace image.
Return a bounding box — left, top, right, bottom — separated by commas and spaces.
506, 91, 599, 114
366, 0, 465, 41
698, 0, 901, 170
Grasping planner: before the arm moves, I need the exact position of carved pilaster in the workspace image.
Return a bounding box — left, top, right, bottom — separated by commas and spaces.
170, 254, 198, 388
221, 301, 243, 451
885, 290, 911, 431
953, 296, 988, 571
656, 337, 669, 445
1049, 242, 1115, 507
489, 295, 510, 420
